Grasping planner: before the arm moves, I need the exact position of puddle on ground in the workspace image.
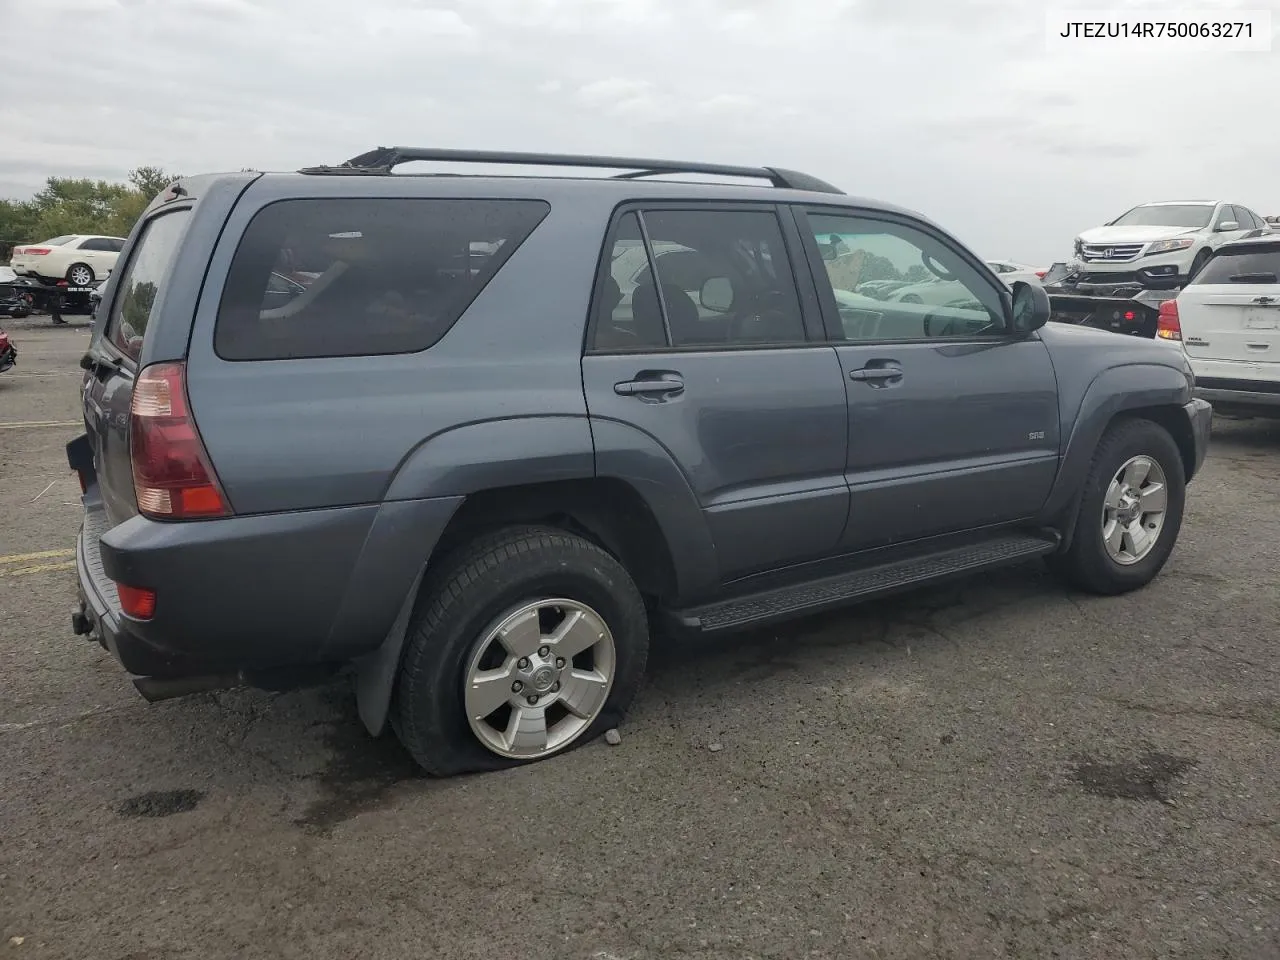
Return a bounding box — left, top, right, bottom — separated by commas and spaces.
1072, 750, 1196, 804
292, 685, 429, 834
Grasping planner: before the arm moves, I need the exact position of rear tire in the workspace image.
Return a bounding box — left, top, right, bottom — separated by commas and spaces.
1051, 417, 1186, 595
392, 525, 649, 776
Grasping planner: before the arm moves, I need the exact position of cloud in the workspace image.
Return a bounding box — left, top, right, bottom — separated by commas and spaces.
3, 0, 1278, 263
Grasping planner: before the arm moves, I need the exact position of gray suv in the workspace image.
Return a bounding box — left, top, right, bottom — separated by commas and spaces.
67, 148, 1213, 776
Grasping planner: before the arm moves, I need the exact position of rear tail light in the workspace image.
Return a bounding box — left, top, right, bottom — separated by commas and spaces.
23, 247, 51, 256
129, 362, 231, 519
116, 583, 157, 620
1035, 270, 1047, 279
1157, 300, 1182, 341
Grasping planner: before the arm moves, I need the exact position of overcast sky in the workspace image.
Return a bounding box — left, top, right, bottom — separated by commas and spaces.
4, 0, 1277, 263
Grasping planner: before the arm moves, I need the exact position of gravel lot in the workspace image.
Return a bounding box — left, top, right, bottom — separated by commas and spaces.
2, 317, 1278, 960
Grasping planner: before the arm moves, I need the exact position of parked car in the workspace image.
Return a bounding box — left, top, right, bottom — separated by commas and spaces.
1156, 235, 1280, 418
67, 148, 1211, 777
985, 259, 1047, 285
1071, 201, 1271, 289
0, 277, 32, 319
10, 234, 127, 286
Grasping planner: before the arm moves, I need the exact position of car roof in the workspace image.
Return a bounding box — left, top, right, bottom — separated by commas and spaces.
1136, 200, 1220, 207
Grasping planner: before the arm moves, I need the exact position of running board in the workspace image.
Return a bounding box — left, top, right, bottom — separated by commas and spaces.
672, 532, 1059, 634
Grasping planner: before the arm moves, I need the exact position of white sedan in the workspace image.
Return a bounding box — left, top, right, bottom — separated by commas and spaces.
9, 234, 127, 286
985, 259, 1047, 285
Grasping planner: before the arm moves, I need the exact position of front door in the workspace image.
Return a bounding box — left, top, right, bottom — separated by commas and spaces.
794, 208, 1061, 553
581, 205, 850, 583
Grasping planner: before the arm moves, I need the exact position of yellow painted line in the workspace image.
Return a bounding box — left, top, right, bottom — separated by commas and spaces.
0, 549, 74, 565
0, 420, 81, 430
0, 560, 75, 578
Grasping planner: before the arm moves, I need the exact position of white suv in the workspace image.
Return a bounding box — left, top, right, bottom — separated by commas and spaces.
1071, 201, 1270, 290
9, 234, 127, 286
1157, 235, 1280, 418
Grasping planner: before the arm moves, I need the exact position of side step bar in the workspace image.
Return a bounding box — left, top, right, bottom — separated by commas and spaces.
672, 532, 1059, 634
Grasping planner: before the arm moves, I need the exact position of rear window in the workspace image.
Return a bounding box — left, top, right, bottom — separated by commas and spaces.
213, 198, 551, 361
107, 209, 191, 362
1190, 245, 1280, 285
41, 236, 75, 246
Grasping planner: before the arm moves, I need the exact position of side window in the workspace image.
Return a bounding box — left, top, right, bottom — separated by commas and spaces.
643, 209, 805, 347
1213, 206, 1236, 229
802, 212, 1005, 342
80, 238, 108, 252
591, 208, 807, 351
1237, 207, 1260, 231
214, 198, 550, 361
593, 213, 671, 351
107, 210, 191, 362
107, 238, 126, 252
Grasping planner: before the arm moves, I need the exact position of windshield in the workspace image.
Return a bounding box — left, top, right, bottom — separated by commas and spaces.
1110, 205, 1214, 229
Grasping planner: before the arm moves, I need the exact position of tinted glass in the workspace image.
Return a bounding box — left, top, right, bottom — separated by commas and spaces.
1189, 245, 1280, 284
41, 236, 75, 246
593, 212, 670, 351
214, 198, 550, 361
804, 213, 1005, 341
1111, 205, 1214, 229
107, 210, 191, 361
638, 209, 805, 347
79, 238, 110, 251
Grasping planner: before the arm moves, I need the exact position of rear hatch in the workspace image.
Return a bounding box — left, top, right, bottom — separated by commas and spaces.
1177, 240, 1280, 367
79, 207, 194, 529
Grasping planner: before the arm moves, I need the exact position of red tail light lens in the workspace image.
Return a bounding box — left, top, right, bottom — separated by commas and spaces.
130, 362, 231, 519
1157, 300, 1181, 341
24, 247, 51, 256
117, 583, 157, 620
1035, 270, 1047, 279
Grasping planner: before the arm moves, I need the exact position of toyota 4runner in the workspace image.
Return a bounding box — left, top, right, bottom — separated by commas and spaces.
68, 147, 1213, 776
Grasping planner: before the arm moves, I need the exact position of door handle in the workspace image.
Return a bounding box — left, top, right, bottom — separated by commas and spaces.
849, 364, 903, 382
614, 375, 685, 397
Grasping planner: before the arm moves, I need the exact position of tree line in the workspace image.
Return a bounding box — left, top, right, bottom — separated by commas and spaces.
0, 167, 181, 254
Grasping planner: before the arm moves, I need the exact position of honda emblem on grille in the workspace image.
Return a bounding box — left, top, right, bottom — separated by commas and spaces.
1105, 248, 1120, 258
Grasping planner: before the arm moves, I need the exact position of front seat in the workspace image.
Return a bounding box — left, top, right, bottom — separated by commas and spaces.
632, 280, 698, 346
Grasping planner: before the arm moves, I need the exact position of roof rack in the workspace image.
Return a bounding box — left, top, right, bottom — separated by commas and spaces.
298, 146, 844, 195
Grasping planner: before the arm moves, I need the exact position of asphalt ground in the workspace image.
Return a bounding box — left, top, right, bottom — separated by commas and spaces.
1, 315, 1277, 960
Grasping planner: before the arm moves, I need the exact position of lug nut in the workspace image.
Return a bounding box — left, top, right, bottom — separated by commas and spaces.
517, 657, 530, 669
512, 681, 523, 693
555, 657, 566, 669
527, 695, 540, 705
551, 681, 560, 693
537, 645, 550, 657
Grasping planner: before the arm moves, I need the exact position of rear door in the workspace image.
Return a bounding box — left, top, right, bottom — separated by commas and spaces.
793, 206, 1061, 553
82, 207, 193, 526
581, 203, 850, 583
1177, 240, 1280, 368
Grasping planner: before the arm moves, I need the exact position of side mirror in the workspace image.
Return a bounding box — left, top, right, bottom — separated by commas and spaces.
1010, 281, 1050, 335
1217, 221, 1239, 232
699, 277, 734, 312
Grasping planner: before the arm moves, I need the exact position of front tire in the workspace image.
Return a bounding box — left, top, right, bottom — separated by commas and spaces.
66, 263, 95, 287
1051, 418, 1186, 595
1188, 249, 1210, 282
392, 525, 649, 776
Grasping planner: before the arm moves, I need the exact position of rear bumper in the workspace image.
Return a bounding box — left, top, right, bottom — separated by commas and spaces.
1182, 397, 1213, 480
1194, 383, 1280, 417
72, 481, 462, 681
